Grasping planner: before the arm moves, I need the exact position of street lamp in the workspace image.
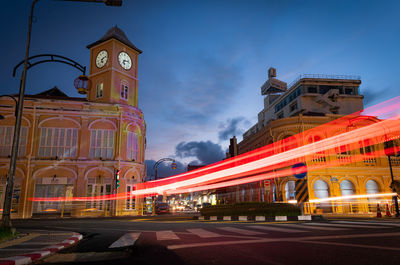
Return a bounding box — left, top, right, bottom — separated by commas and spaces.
0, 95, 18, 118
1, 0, 122, 229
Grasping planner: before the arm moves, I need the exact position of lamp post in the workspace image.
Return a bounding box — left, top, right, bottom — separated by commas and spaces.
151, 158, 177, 214
1, 0, 122, 229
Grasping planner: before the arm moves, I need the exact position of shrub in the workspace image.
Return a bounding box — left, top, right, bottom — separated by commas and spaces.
0, 227, 17, 242
200, 202, 301, 217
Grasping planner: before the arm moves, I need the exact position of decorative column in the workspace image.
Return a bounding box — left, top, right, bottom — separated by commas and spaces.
73, 165, 87, 217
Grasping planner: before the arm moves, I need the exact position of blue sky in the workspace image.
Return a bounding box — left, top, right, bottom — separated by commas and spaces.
1, 0, 400, 178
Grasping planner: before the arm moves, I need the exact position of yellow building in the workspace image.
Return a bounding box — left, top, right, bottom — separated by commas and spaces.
227, 67, 400, 214
0, 26, 146, 218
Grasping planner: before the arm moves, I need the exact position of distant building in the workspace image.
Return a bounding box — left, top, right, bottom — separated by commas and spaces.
0, 26, 146, 218
227, 67, 400, 214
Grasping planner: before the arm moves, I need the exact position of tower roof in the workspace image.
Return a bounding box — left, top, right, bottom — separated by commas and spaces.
87, 26, 142, 54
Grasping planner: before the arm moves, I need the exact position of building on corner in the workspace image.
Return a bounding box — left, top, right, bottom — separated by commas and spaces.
0, 26, 146, 218
226, 67, 400, 214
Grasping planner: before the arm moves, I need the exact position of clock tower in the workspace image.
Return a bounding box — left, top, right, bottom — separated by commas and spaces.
86, 26, 142, 107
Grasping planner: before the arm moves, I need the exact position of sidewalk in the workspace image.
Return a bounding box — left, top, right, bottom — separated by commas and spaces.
0, 230, 82, 265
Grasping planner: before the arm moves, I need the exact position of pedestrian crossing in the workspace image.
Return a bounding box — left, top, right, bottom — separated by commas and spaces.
108, 221, 400, 248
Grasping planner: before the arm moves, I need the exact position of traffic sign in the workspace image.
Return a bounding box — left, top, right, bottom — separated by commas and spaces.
292, 162, 307, 179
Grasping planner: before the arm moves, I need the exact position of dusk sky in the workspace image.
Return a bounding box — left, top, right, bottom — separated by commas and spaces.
1, 0, 400, 178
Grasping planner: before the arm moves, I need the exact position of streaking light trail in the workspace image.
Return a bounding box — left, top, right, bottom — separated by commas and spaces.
309, 193, 397, 203
29, 96, 400, 202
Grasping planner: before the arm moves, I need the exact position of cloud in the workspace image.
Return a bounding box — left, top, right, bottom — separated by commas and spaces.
361, 86, 386, 106
145, 159, 186, 181
175, 140, 225, 165
140, 53, 243, 126
218, 116, 250, 141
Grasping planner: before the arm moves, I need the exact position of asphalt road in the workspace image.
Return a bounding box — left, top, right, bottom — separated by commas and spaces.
12, 216, 400, 265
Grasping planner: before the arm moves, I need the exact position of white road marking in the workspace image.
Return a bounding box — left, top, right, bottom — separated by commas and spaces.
282, 223, 348, 231
302, 222, 388, 229
156, 230, 180, 240
167, 232, 400, 250
333, 221, 400, 227
187, 228, 221, 238
218, 227, 265, 235
298, 240, 400, 251
109, 233, 141, 248
248, 225, 305, 233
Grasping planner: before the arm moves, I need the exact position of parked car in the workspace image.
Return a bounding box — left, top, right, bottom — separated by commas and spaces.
155, 202, 170, 214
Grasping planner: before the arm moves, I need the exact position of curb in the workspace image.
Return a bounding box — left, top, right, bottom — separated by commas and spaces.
0, 233, 83, 265
194, 215, 323, 222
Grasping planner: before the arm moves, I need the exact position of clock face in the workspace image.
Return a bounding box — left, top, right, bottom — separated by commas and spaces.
96, 50, 108, 68
118, 51, 132, 70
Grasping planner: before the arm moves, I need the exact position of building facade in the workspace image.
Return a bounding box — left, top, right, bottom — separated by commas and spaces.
227, 67, 400, 214
0, 26, 146, 218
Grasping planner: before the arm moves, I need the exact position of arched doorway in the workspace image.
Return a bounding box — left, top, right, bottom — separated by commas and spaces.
340, 180, 356, 213
366, 179, 380, 212
313, 179, 332, 213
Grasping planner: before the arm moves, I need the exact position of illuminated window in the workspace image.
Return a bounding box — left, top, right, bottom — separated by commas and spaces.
127, 132, 139, 161
0, 126, 28, 157
366, 180, 379, 194
340, 180, 355, 196
126, 185, 136, 210
121, 84, 128, 100
38, 128, 78, 158
86, 179, 111, 210
313, 179, 330, 199
285, 180, 296, 200
96, 83, 103, 98
365, 179, 380, 211
89, 129, 114, 159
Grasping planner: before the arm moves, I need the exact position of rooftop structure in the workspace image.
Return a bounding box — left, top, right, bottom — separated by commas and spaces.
244, 67, 363, 139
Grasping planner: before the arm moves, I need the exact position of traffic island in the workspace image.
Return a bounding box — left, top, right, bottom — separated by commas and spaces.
194, 202, 323, 222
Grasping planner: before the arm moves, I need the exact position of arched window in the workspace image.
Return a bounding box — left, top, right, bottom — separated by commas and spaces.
127, 132, 139, 161
366, 180, 379, 194
313, 179, 329, 199
340, 180, 355, 196
0, 126, 28, 157
285, 180, 296, 200
366, 179, 380, 212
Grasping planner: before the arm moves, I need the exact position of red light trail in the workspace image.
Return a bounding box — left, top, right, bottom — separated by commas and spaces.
29, 96, 400, 202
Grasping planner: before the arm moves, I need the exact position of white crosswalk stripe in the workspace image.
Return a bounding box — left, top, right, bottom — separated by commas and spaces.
334, 221, 400, 227
281, 223, 348, 231
217, 227, 265, 235
303, 222, 388, 229
187, 228, 222, 238
109, 233, 141, 248
248, 225, 305, 233
156, 230, 180, 240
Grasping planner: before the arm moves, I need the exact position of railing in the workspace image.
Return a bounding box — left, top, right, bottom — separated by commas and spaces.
390, 156, 400, 166
363, 156, 377, 165
309, 154, 326, 163
288, 73, 361, 89
337, 154, 352, 164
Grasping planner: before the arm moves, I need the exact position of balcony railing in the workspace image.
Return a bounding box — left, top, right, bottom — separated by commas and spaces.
288, 74, 361, 89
